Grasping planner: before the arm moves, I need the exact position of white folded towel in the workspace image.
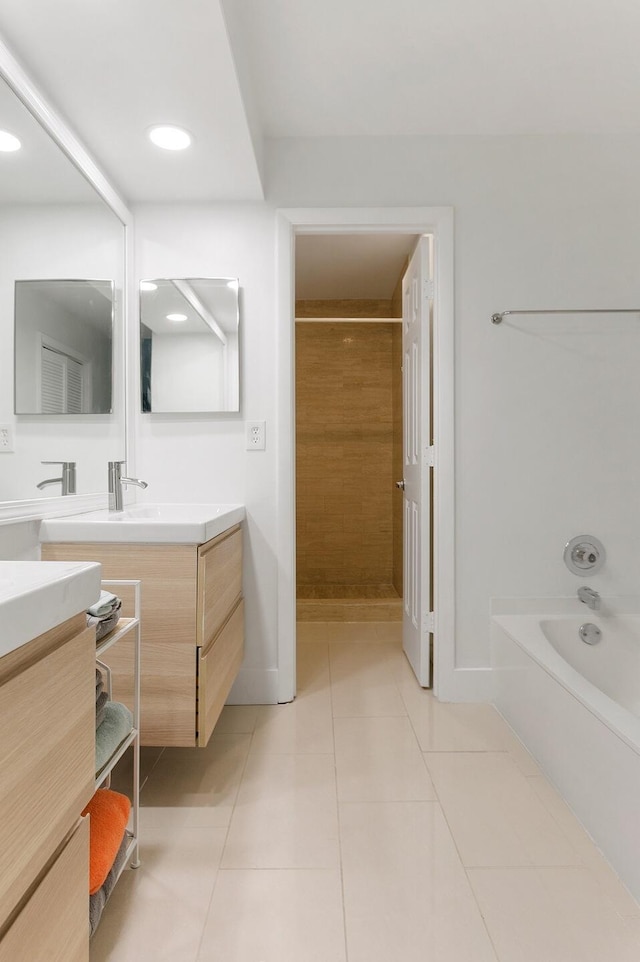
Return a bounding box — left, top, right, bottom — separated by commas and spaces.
88, 590, 119, 618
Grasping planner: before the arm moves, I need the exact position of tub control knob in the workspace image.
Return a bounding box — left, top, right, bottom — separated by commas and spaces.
564, 535, 605, 576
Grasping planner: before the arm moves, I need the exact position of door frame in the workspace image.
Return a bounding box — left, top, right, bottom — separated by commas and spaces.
275, 207, 455, 702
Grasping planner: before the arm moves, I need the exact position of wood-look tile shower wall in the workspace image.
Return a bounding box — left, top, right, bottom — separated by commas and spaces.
296, 321, 403, 589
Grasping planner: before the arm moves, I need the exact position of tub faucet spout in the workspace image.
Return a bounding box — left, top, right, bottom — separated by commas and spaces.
578, 586, 600, 611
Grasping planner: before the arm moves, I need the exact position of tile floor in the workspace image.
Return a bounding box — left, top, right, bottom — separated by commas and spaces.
90, 622, 640, 961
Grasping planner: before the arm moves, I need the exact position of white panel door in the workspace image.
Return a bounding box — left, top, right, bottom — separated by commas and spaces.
401, 236, 433, 686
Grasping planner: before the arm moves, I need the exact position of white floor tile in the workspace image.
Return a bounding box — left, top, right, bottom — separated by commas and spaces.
334, 716, 436, 802
331, 677, 408, 717
213, 705, 259, 734
374, 621, 403, 643
329, 642, 407, 716
296, 622, 333, 643
251, 691, 334, 753
400, 686, 541, 769
92, 621, 640, 961
197, 869, 347, 962
139, 733, 251, 827
296, 640, 331, 692
425, 752, 583, 867
469, 866, 640, 962
339, 801, 497, 962
221, 753, 340, 868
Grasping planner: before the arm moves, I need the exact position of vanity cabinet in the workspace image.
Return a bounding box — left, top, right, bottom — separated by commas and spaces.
0, 612, 94, 960
43, 524, 244, 748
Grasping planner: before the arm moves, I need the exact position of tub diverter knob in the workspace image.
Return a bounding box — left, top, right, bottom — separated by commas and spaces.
564, 535, 605, 576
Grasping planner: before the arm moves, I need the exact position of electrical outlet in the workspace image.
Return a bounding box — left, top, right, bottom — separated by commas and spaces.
0, 425, 14, 453
246, 420, 266, 451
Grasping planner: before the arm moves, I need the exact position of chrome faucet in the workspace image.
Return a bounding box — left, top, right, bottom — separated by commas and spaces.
577, 586, 600, 611
108, 460, 148, 512
36, 461, 76, 496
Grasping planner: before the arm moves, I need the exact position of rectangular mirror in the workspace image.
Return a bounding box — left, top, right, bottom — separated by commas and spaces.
0, 66, 127, 505
14, 279, 114, 414
140, 278, 240, 413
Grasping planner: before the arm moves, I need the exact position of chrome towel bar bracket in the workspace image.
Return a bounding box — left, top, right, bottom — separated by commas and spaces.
491, 308, 640, 325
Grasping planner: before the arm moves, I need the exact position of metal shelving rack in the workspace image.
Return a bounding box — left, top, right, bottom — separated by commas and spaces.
95, 579, 141, 873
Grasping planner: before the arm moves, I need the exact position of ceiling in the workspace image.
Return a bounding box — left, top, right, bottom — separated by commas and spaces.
295, 234, 417, 301
1, 0, 639, 207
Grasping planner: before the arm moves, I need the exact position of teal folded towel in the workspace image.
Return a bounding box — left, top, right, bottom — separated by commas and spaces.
95, 701, 133, 774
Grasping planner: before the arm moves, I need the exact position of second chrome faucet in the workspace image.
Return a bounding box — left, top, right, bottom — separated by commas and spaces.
108, 460, 148, 512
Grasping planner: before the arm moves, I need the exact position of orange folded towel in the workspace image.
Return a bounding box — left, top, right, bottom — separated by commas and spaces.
82, 788, 131, 895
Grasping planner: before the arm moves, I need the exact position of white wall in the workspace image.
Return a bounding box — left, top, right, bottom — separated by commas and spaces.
134, 133, 640, 701
134, 204, 279, 702
267, 135, 640, 679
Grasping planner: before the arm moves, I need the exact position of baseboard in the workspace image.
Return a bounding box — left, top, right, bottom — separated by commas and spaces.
436, 666, 494, 703
226, 667, 280, 705
228, 665, 494, 706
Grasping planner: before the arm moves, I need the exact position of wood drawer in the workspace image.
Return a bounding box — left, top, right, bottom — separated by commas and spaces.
0, 816, 89, 962
197, 525, 242, 648
43, 541, 198, 747
0, 624, 95, 925
197, 599, 244, 747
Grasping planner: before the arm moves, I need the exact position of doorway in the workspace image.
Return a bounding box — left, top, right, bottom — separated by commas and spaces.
275, 207, 455, 704
294, 232, 414, 628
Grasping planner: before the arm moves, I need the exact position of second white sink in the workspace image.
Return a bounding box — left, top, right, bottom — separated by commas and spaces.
39, 503, 245, 544
0, 560, 101, 657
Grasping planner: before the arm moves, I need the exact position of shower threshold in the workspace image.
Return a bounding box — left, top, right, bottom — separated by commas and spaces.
296, 584, 402, 622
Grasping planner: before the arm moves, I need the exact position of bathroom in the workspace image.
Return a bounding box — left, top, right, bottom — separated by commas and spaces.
2, 3, 640, 960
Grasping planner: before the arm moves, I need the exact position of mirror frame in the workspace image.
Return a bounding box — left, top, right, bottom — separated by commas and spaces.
0, 36, 134, 525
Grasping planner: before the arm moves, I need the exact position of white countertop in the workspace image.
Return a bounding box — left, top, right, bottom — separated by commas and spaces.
39, 503, 245, 544
0, 560, 102, 658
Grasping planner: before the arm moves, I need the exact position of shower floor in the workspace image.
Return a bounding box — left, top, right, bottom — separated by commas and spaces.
296, 584, 402, 622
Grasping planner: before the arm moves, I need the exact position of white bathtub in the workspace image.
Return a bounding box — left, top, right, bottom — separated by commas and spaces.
492, 599, 640, 901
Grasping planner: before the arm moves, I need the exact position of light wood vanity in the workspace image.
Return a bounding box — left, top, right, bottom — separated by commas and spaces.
0, 611, 95, 961
43, 523, 244, 748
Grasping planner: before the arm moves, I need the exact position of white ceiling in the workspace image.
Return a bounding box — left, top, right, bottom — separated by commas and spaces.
1, 1, 639, 207
295, 234, 417, 300
231, 0, 640, 138
0, 0, 263, 204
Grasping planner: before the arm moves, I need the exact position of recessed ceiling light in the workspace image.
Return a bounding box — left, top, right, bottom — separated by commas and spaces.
148, 125, 192, 151
166, 313, 187, 322
0, 130, 21, 152
140, 281, 158, 292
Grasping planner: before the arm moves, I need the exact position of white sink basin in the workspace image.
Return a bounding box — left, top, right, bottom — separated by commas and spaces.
0, 560, 102, 658
39, 503, 245, 544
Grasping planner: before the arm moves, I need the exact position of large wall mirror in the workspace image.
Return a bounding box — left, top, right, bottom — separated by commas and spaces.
140, 278, 240, 413
0, 67, 127, 505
